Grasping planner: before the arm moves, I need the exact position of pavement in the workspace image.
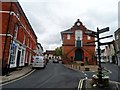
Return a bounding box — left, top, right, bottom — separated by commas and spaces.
64, 64, 98, 72
64, 63, 120, 90
0, 65, 34, 84
78, 79, 120, 90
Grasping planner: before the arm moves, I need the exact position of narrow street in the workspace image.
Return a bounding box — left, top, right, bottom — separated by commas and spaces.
2, 60, 85, 89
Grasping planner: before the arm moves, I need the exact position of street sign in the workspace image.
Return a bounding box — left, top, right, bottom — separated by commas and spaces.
100, 41, 113, 46
99, 27, 109, 34
99, 35, 113, 40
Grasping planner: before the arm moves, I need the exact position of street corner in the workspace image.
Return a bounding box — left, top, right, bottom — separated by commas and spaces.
78, 79, 120, 90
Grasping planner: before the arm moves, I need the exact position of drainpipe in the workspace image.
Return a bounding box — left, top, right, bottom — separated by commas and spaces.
2, 2, 12, 76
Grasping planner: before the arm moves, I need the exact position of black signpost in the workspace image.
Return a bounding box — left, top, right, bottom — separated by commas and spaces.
85, 27, 113, 87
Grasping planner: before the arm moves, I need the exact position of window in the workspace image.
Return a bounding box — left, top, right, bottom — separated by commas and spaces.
17, 13, 20, 19
67, 34, 70, 40
10, 44, 17, 65
23, 33, 26, 44
88, 35, 91, 40
75, 30, 82, 40
116, 35, 119, 40
14, 24, 18, 39
27, 38, 30, 47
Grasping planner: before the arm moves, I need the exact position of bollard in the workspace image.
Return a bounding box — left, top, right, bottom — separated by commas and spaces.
85, 67, 90, 71
79, 66, 80, 70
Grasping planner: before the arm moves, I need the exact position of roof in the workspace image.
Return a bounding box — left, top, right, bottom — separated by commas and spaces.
44, 50, 55, 54
61, 29, 73, 34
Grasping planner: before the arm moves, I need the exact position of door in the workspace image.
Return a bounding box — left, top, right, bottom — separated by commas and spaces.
16, 50, 21, 67
75, 49, 83, 61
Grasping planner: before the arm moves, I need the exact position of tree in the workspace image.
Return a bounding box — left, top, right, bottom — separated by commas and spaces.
54, 46, 62, 56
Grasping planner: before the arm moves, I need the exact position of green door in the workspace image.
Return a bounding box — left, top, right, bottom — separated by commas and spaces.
75, 49, 83, 61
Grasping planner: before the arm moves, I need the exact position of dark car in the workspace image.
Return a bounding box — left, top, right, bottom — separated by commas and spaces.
53, 59, 59, 63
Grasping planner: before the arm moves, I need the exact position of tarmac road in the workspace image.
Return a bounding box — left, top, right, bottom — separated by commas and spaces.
2, 60, 85, 89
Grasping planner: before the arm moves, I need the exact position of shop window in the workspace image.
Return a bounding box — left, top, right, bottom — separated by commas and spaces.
10, 45, 17, 65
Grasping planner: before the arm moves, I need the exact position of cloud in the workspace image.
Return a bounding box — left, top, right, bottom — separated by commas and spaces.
18, 0, 119, 51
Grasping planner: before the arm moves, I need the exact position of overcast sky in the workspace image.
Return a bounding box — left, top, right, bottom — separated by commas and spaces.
18, 0, 119, 51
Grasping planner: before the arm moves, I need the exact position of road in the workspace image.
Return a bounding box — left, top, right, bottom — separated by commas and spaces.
2, 60, 85, 89
102, 63, 120, 82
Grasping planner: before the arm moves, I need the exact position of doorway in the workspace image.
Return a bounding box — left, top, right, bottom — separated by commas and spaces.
16, 50, 21, 67
75, 49, 83, 61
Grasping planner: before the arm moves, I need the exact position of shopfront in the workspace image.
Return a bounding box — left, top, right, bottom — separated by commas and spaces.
9, 41, 25, 68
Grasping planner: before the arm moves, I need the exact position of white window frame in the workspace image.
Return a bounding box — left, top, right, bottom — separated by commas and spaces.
88, 35, 91, 40
116, 35, 119, 40
75, 30, 82, 40
67, 34, 70, 40
14, 24, 18, 39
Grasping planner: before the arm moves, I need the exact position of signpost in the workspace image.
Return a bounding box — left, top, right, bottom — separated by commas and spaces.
85, 27, 112, 87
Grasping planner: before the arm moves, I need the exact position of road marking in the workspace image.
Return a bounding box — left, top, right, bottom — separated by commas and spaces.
77, 79, 82, 90
110, 81, 120, 85
1, 69, 36, 86
85, 77, 88, 79
82, 71, 84, 73
78, 79, 85, 90
104, 68, 112, 73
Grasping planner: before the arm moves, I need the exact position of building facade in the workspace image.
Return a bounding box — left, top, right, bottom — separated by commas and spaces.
114, 28, 120, 66
1, 2, 38, 75
35, 43, 43, 56
44, 50, 55, 60
61, 19, 96, 64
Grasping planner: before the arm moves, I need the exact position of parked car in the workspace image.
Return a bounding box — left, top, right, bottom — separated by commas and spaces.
53, 59, 59, 63
32, 56, 46, 69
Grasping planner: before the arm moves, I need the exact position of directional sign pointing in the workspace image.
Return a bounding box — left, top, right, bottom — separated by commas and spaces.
100, 41, 113, 46
99, 35, 113, 40
99, 27, 109, 34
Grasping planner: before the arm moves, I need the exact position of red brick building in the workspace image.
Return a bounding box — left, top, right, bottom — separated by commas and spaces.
61, 19, 96, 64
0, 2, 38, 75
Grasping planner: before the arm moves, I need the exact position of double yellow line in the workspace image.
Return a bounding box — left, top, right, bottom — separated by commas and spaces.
78, 79, 85, 90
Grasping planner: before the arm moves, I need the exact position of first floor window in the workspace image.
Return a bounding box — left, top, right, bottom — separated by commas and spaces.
67, 34, 70, 40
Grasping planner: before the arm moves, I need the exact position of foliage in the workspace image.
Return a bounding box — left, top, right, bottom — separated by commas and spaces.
54, 46, 62, 56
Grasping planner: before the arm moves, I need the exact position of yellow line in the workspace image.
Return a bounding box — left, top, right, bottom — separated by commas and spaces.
77, 79, 82, 90
78, 79, 85, 90
80, 79, 83, 89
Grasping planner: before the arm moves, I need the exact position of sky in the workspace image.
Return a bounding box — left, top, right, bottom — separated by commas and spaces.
18, 0, 119, 51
